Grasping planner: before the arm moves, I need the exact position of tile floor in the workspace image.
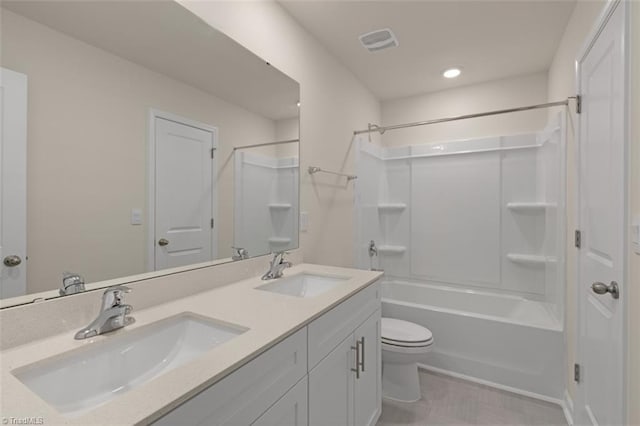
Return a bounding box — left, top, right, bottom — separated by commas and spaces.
376, 370, 567, 426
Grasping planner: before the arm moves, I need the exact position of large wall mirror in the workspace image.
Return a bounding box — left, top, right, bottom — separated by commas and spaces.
0, 1, 300, 307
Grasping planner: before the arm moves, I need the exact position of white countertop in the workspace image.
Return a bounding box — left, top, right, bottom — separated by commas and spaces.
0, 264, 382, 425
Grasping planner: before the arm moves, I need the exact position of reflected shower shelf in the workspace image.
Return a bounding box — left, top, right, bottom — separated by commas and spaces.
268, 237, 292, 244
506, 202, 556, 212
378, 245, 406, 255
268, 203, 292, 210
377, 203, 407, 212
506, 253, 557, 265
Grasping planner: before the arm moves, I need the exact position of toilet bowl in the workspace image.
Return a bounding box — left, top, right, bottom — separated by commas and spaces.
381, 317, 433, 402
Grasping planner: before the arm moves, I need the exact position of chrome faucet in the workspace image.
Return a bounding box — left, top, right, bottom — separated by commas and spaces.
261, 252, 292, 280
232, 247, 249, 261
74, 286, 135, 340
60, 272, 86, 296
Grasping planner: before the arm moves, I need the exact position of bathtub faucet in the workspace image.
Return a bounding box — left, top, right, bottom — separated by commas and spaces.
368, 240, 378, 257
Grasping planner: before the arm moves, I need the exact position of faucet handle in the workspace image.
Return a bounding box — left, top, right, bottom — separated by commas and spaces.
102, 285, 132, 308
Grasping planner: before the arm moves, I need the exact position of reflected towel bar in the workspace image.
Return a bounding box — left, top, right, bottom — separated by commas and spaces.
308, 166, 357, 181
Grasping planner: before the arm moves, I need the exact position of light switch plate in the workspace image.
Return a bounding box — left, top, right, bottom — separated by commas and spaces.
131, 208, 143, 225
300, 211, 309, 232
632, 215, 640, 255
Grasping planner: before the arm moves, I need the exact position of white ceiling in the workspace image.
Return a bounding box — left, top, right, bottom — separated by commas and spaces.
279, 0, 576, 101
3, 1, 300, 120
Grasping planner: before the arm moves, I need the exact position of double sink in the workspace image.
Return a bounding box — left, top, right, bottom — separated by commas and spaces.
11, 273, 348, 417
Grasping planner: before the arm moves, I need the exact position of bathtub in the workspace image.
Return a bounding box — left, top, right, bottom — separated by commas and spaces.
381, 280, 564, 401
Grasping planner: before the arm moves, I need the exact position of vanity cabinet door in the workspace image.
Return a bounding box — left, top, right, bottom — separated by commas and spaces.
308, 335, 356, 426
354, 309, 382, 426
251, 377, 308, 426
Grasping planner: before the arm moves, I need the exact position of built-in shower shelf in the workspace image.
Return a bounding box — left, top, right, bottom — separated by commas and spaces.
378, 245, 407, 255
268, 237, 292, 244
268, 203, 292, 210
506, 202, 556, 212
506, 253, 557, 265
377, 203, 407, 212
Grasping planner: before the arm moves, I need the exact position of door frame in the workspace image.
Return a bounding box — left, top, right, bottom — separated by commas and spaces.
146, 109, 218, 272
573, 0, 630, 422
0, 67, 28, 298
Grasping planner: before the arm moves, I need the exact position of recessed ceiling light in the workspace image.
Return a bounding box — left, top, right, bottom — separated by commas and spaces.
443, 68, 461, 79
296, 101, 301, 107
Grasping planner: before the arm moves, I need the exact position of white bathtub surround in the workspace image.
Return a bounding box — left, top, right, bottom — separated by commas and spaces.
382, 280, 563, 401
355, 114, 566, 306
0, 262, 382, 424
354, 114, 566, 401
234, 151, 299, 255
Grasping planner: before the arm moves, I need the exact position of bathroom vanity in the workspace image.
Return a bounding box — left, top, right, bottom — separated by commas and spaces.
0, 262, 382, 426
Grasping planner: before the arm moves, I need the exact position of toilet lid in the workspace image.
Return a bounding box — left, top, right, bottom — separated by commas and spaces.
381, 317, 433, 344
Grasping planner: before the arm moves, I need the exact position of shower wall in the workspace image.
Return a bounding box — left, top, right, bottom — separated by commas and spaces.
355, 113, 565, 319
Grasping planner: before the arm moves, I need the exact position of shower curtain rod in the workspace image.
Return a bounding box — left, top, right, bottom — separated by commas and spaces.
353, 97, 577, 137
233, 138, 299, 151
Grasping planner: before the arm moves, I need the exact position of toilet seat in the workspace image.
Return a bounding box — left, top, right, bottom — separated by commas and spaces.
381, 318, 433, 348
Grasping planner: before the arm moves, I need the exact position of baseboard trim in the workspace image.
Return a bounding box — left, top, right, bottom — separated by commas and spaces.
562, 389, 575, 425
417, 363, 564, 406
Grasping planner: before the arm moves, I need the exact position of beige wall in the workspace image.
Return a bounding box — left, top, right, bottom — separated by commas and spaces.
1, 9, 278, 293
380, 72, 549, 146
180, 1, 381, 267
629, 2, 640, 424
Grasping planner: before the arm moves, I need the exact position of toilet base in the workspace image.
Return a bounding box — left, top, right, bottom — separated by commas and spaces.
382, 361, 422, 402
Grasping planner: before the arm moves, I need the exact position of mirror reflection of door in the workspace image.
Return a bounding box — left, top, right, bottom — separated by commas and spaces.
150, 112, 218, 271
0, 68, 27, 298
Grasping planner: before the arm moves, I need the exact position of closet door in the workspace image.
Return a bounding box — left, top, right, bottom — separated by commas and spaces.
308, 335, 356, 426
354, 310, 381, 426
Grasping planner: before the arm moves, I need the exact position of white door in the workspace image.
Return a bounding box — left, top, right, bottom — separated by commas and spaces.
153, 115, 216, 271
309, 335, 356, 426
0, 68, 27, 298
576, 2, 627, 425
354, 310, 381, 426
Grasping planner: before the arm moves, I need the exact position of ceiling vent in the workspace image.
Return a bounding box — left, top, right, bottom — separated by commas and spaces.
359, 28, 398, 53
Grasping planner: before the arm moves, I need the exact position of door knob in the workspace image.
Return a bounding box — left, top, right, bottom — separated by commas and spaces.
591, 281, 620, 299
158, 238, 169, 247
3, 255, 22, 267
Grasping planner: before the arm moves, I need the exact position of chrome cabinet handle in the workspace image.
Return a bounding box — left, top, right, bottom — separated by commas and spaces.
591, 281, 620, 299
3, 255, 22, 267
359, 336, 365, 372
158, 238, 169, 247
351, 342, 360, 379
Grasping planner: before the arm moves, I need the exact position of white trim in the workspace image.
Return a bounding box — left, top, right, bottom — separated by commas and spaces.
574, 1, 630, 424
563, 389, 575, 425
417, 363, 564, 406
146, 109, 219, 273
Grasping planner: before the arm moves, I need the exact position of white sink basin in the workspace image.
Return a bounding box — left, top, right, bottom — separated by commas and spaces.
12, 312, 247, 417
256, 273, 348, 298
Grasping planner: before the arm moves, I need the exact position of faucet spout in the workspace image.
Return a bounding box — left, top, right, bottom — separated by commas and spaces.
74, 286, 134, 340
261, 252, 292, 280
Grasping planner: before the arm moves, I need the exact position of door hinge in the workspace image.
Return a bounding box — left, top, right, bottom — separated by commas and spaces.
211, 218, 214, 229
575, 230, 582, 248
574, 363, 581, 383
575, 95, 582, 114
210, 148, 215, 159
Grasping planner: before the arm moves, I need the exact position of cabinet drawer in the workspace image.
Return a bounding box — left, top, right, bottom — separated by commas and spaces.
251, 377, 308, 426
154, 328, 307, 426
308, 280, 380, 369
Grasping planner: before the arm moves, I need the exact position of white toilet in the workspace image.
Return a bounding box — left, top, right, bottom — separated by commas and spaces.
381, 317, 434, 402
